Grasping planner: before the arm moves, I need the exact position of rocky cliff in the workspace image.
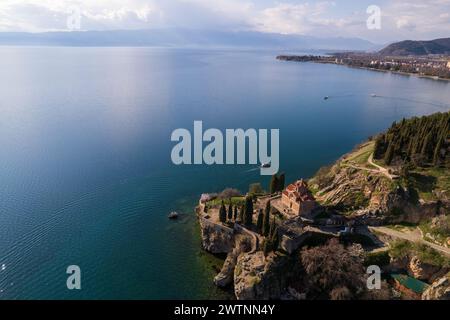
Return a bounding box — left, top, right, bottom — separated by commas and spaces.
234, 251, 293, 300
309, 144, 449, 224
422, 272, 450, 300
198, 216, 235, 254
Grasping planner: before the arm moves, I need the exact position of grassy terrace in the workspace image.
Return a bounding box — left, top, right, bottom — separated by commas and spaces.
390, 240, 450, 268
206, 196, 246, 207
419, 215, 450, 246
408, 167, 450, 202
341, 141, 375, 167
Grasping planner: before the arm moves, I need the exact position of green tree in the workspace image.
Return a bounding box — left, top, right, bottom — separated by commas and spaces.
238, 204, 245, 223
233, 206, 238, 221
278, 173, 286, 191
433, 136, 444, 165
269, 217, 276, 238
270, 225, 279, 250
227, 201, 233, 221
256, 209, 264, 234
384, 143, 395, 165
263, 239, 272, 256
262, 200, 271, 236
219, 201, 227, 223
249, 183, 264, 196
244, 196, 254, 226
270, 175, 279, 194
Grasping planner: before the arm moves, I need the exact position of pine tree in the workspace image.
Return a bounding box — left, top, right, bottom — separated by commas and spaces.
219, 201, 227, 223
244, 196, 253, 226
433, 136, 443, 165
262, 201, 271, 236
256, 209, 264, 234
384, 143, 395, 165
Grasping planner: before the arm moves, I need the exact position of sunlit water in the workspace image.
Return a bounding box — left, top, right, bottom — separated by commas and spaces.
0, 47, 449, 299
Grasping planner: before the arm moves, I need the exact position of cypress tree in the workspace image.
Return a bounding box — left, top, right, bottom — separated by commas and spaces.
244, 196, 253, 226
270, 175, 279, 194
219, 201, 227, 223
256, 209, 264, 234
233, 206, 238, 221
263, 239, 272, 256
238, 204, 245, 223
263, 200, 271, 236
269, 217, 276, 238
227, 201, 233, 221
271, 226, 279, 251
278, 173, 286, 191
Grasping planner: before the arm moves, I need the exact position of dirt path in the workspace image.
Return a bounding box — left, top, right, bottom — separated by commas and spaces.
345, 153, 398, 180
367, 153, 399, 180
369, 226, 450, 257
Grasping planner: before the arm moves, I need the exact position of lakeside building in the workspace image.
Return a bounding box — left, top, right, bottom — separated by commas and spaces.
281, 180, 317, 217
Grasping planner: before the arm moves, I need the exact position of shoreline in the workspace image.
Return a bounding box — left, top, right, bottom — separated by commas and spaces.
313, 60, 450, 82
276, 56, 450, 82
342, 64, 450, 82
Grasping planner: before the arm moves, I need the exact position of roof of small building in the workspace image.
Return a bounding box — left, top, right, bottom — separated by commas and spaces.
283, 179, 315, 202
391, 274, 429, 294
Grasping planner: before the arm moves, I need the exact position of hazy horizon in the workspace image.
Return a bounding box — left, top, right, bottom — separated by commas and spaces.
0, 0, 449, 44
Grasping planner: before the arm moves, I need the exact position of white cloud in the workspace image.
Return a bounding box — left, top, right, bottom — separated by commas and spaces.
0, 0, 448, 42
396, 17, 416, 31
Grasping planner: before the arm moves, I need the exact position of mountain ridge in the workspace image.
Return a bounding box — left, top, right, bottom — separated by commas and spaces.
0, 29, 375, 51
379, 38, 450, 56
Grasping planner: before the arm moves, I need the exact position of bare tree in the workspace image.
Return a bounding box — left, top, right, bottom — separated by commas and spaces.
300, 239, 366, 299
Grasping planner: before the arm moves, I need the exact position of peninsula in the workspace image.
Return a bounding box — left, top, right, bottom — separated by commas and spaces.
196, 112, 450, 300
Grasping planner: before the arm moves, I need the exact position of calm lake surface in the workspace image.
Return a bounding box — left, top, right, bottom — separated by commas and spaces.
0, 47, 449, 299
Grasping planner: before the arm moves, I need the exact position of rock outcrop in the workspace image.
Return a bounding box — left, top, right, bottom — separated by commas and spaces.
407, 256, 442, 282
234, 251, 292, 300
422, 273, 450, 300
198, 217, 234, 254
214, 237, 251, 287
310, 145, 449, 224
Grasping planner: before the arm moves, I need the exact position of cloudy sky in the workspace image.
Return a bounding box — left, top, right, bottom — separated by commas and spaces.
0, 0, 449, 43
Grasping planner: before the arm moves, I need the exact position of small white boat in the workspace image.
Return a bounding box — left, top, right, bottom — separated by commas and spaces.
324, 96, 329, 100
168, 212, 179, 219
260, 162, 271, 168
371, 93, 377, 97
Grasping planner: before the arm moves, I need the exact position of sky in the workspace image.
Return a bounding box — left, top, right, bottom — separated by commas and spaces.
0, 0, 449, 43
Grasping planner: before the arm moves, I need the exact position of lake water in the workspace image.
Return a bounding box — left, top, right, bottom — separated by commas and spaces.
0, 47, 449, 299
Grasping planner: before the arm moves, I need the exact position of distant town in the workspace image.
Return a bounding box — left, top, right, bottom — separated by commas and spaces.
277, 53, 450, 80
278, 37, 450, 80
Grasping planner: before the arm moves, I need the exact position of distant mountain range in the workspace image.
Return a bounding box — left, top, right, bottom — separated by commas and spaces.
0, 29, 376, 51
379, 38, 450, 56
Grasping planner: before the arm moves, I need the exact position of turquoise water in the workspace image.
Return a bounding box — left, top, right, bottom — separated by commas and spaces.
0, 47, 449, 299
